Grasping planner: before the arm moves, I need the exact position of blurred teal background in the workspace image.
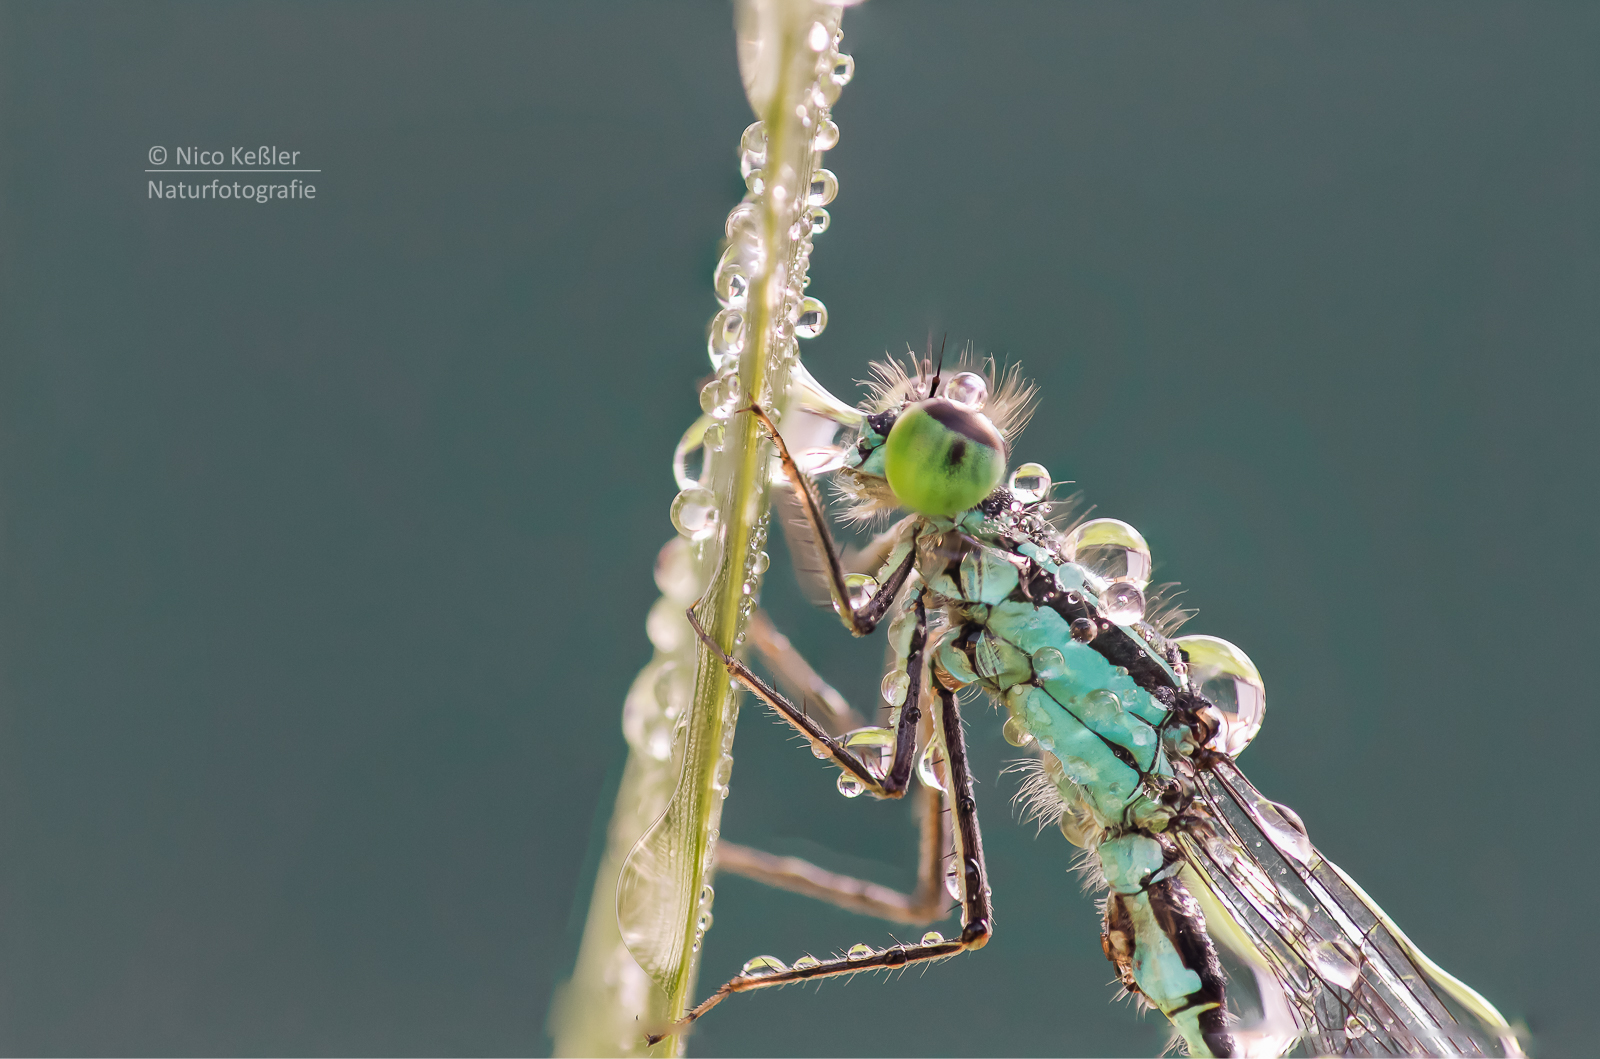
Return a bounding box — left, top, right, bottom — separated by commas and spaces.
0, 2, 1594, 1056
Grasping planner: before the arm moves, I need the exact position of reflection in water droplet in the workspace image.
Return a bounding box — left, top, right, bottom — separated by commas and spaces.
812, 119, 839, 151
844, 572, 878, 610
1069, 617, 1097, 643
1344, 1015, 1367, 1039
944, 865, 961, 900
808, 207, 830, 235
920, 930, 945, 945
880, 670, 909, 705
708, 309, 745, 368
811, 742, 830, 760
794, 296, 828, 338
1001, 714, 1034, 747
831, 53, 855, 87
700, 372, 742, 420
741, 955, 788, 977
714, 251, 749, 310
1173, 634, 1266, 757
697, 910, 713, 933
836, 772, 865, 798
1065, 518, 1153, 588
792, 954, 820, 970
752, 550, 771, 575
807, 21, 829, 51
1008, 462, 1051, 503
1030, 646, 1066, 682
670, 487, 719, 542
739, 122, 767, 178
1309, 940, 1361, 990
943, 371, 988, 410
846, 943, 874, 960
808, 168, 839, 206
916, 741, 947, 790
1099, 582, 1145, 625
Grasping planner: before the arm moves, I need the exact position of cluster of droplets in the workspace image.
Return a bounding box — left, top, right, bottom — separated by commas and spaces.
1057, 516, 1269, 757
736, 930, 948, 981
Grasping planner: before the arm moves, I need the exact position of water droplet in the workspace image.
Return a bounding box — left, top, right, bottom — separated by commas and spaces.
1064, 518, 1153, 588
1059, 809, 1093, 848
920, 931, 945, 945
843, 572, 878, 610
1172, 634, 1266, 757
741, 955, 788, 977
880, 669, 909, 705
739, 122, 767, 177
751, 550, 771, 575
1069, 617, 1097, 643
1309, 940, 1361, 990
1030, 646, 1066, 682
703, 422, 724, 452
808, 207, 830, 235
670, 487, 719, 542
794, 296, 828, 338
699, 371, 742, 419
916, 741, 948, 790
792, 954, 820, 970
1344, 1014, 1367, 1039
808, 168, 838, 206
807, 20, 829, 51
1099, 582, 1145, 625
943, 371, 988, 410
707, 308, 745, 368
1005, 462, 1051, 504
697, 910, 713, 933
846, 943, 874, 960
944, 865, 961, 900
744, 169, 766, 196
1001, 714, 1034, 748
831, 53, 855, 87
836, 772, 865, 798
713, 253, 749, 310
811, 742, 830, 760
812, 118, 839, 151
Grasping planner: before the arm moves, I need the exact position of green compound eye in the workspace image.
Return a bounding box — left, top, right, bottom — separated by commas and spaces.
883, 398, 1008, 517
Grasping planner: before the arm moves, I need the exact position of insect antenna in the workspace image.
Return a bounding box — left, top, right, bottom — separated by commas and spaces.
926, 331, 947, 399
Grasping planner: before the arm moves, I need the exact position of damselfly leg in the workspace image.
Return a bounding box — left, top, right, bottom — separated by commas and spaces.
646, 683, 993, 1046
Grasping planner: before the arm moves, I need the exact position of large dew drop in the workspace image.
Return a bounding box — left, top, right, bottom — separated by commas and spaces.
1172, 634, 1265, 757
1001, 714, 1033, 748
1065, 518, 1153, 588
846, 943, 874, 960
920, 930, 945, 945
707, 308, 745, 368
843, 572, 878, 610
1309, 940, 1361, 990
739, 121, 766, 178
1008, 462, 1051, 503
792, 954, 820, 970
713, 251, 749, 310
669, 487, 719, 542
741, 955, 788, 978
1098, 581, 1146, 625
836, 772, 865, 798
943, 371, 988, 410
808, 168, 838, 206
794, 296, 828, 338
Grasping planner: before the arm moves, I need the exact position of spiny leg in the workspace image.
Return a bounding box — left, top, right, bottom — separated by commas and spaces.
747, 403, 913, 636
715, 778, 951, 924
646, 684, 994, 1046
685, 593, 930, 799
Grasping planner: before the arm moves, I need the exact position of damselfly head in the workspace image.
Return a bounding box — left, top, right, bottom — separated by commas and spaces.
837, 348, 1040, 520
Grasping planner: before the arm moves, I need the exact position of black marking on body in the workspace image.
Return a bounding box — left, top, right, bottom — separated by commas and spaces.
1019, 566, 1178, 693
945, 438, 967, 466
1146, 878, 1234, 1057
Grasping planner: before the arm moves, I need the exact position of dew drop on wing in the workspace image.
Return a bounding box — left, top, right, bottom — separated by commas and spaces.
1308, 939, 1361, 990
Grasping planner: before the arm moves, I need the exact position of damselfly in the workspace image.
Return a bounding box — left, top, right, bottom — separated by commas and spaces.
652, 351, 1521, 1058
